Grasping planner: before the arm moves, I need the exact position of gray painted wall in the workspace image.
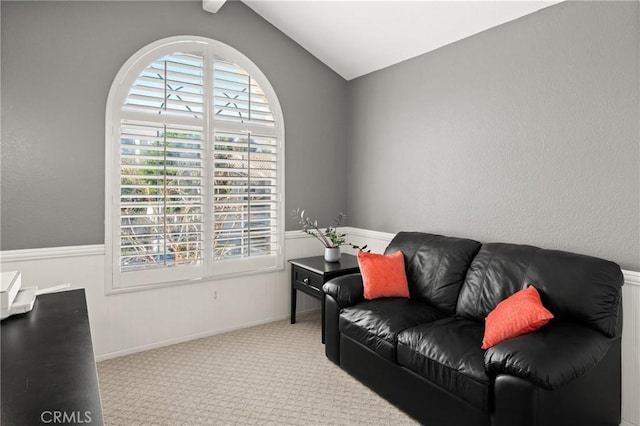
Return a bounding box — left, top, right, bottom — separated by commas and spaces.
347, 1, 640, 270
3, 1, 639, 271
1, 0, 348, 250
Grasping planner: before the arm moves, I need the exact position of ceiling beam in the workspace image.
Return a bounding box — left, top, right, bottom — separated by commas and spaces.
203, 0, 227, 14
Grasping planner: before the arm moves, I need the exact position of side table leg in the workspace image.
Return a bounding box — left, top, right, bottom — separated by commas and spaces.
291, 279, 297, 324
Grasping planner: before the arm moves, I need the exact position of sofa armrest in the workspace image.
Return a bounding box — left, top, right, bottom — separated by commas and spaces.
484, 321, 615, 390
322, 273, 365, 308
323, 273, 364, 365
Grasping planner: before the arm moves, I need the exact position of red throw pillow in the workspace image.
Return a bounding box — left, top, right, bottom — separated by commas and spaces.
358, 251, 410, 300
481, 285, 554, 350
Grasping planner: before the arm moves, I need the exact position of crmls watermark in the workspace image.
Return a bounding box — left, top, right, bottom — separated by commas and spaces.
40, 411, 92, 424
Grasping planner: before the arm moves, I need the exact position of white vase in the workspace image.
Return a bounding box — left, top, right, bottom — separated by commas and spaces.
324, 247, 341, 263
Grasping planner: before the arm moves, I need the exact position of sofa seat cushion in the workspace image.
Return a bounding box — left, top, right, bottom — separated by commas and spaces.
397, 317, 489, 411
484, 321, 614, 390
339, 299, 447, 362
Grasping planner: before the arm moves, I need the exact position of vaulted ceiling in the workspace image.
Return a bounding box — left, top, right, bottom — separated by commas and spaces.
239, 1, 562, 80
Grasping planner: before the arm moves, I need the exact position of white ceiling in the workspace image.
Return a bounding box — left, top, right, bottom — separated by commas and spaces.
241, 1, 562, 81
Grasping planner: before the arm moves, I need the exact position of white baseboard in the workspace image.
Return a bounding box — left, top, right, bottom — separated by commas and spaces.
96, 307, 321, 362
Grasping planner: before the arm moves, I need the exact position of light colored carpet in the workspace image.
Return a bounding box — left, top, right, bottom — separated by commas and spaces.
97, 312, 418, 425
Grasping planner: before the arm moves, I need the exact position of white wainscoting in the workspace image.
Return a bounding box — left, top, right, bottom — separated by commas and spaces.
1, 228, 638, 425
0, 231, 324, 361
620, 270, 640, 426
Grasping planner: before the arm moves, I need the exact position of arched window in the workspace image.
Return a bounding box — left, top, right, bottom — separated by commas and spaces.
105, 36, 284, 292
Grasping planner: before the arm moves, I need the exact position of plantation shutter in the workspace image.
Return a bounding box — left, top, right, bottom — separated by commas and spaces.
212, 59, 275, 127
212, 59, 279, 262
111, 39, 283, 290
119, 52, 205, 280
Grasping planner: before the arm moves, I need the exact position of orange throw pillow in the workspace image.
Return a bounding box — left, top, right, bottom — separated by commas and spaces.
358, 251, 410, 300
481, 285, 554, 350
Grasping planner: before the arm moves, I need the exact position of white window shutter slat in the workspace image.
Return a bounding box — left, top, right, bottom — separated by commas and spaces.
110, 38, 283, 290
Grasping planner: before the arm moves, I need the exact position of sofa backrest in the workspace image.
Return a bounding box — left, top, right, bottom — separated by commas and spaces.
385, 232, 481, 315
456, 242, 624, 337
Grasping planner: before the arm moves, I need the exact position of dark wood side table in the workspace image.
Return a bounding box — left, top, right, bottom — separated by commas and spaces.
1, 289, 103, 425
289, 254, 360, 343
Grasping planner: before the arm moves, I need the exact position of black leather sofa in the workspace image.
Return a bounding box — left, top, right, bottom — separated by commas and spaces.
323, 232, 623, 426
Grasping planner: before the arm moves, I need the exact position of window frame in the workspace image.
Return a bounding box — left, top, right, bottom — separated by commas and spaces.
105, 36, 285, 294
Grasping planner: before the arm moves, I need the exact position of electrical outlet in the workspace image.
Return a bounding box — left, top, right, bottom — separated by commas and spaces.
213, 289, 218, 301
